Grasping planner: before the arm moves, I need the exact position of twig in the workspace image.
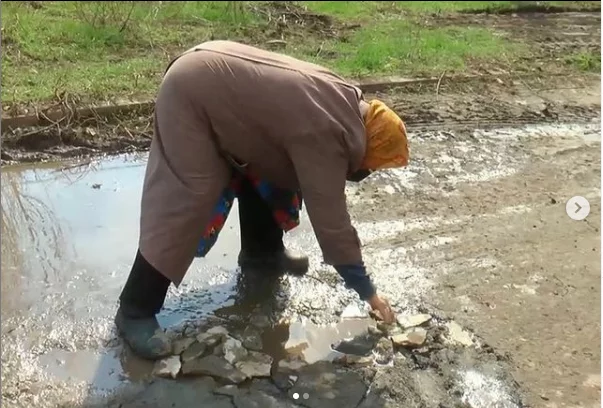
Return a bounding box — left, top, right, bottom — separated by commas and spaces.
436, 70, 446, 101
119, 1, 137, 33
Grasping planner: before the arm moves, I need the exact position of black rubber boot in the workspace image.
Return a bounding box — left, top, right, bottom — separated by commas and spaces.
115, 250, 172, 360
237, 177, 309, 277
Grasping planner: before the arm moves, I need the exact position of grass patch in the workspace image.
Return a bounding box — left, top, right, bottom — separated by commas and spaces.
565, 51, 602, 72
0, 1, 595, 107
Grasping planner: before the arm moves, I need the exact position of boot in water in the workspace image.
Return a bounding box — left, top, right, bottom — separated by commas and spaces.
114, 307, 172, 360
238, 248, 309, 276
116, 249, 172, 360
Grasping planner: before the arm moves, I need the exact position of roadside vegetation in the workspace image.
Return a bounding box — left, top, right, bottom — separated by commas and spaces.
1, 1, 600, 107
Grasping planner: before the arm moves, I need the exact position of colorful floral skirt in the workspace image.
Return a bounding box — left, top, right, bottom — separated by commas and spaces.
195, 172, 301, 257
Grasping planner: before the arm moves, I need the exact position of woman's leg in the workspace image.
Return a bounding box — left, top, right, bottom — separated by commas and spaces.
116, 55, 230, 359
237, 177, 309, 275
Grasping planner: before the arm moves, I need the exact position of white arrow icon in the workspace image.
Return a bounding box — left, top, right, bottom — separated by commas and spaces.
566, 196, 590, 221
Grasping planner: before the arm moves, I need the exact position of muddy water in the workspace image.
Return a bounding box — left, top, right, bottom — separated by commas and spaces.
3, 122, 594, 407
0, 153, 378, 407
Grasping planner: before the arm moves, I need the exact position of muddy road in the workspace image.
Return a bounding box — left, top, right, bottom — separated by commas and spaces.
2, 73, 600, 408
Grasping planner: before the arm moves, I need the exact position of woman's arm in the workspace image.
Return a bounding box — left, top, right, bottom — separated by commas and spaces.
288, 133, 395, 322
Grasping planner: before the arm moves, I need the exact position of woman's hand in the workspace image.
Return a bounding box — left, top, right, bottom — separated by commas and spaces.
368, 294, 396, 324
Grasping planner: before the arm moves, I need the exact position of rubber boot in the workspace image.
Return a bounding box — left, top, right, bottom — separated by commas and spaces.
115, 250, 172, 360
237, 177, 309, 276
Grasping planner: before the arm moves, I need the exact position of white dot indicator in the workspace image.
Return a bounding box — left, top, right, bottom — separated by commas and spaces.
292, 393, 299, 400
303, 393, 310, 399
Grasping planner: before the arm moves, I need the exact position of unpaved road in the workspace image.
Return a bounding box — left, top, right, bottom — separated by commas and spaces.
1, 9, 601, 406
1, 72, 600, 408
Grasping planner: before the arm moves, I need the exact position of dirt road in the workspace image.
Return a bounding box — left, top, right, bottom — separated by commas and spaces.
1, 9, 601, 408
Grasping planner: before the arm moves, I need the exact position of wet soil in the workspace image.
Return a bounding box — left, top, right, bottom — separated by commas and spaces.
1, 73, 600, 407
1, 10, 601, 406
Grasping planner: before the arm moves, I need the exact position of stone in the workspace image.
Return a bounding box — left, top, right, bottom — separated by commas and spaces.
377, 322, 401, 336
234, 351, 273, 378
277, 358, 307, 372
391, 329, 427, 348
233, 389, 300, 408
367, 325, 383, 336
242, 327, 264, 351
213, 342, 224, 356
341, 303, 369, 319
374, 337, 394, 365
181, 355, 247, 384
224, 337, 248, 364
444, 321, 473, 346
172, 337, 196, 355
152, 356, 181, 379
181, 341, 207, 363
332, 332, 380, 356
289, 361, 368, 408
249, 315, 271, 329
397, 314, 432, 329
214, 384, 239, 397
334, 354, 374, 367
197, 326, 227, 347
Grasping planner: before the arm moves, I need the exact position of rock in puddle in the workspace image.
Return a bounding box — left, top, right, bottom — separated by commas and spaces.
181, 341, 207, 363
242, 326, 263, 351
374, 337, 394, 365
214, 384, 240, 397
249, 315, 271, 329
234, 381, 302, 408
173, 337, 196, 355
181, 355, 247, 384
334, 354, 374, 367
391, 329, 427, 348
224, 337, 248, 364
278, 358, 307, 372
332, 332, 380, 356
197, 325, 229, 347
152, 356, 181, 379
397, 314, 432, 329
288, 361, 368, 408
235, 351, 273, 378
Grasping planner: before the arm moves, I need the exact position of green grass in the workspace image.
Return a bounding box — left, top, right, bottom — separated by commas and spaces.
565, 51, 602, 72
1, 1, 598, 106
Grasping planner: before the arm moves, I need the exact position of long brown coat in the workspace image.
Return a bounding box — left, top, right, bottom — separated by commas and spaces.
139, 41, 367, 285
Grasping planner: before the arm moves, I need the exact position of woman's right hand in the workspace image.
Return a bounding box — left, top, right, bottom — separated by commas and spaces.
368, 293, 396, 324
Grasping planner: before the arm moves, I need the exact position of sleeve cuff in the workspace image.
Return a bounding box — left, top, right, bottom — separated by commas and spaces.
334, 263, 376, 301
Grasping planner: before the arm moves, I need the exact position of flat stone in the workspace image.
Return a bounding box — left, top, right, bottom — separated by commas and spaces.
397, 314, 432, 329
332, 332, 380, 356
289, 361, 368, 408
197, 326, 228, 347
152, 356, 181, 379
233, 389, 300, 408
444, 321, 473, 346
341, 303, 369, 319
214, 384, 240, 397
334, 354, 374, 367
181, 355, 247, 384
374, 337, 394, 365
249, 315, 271, 329
172, 337, 196, 355
278, 358, 307, 372
121, 377, 232, 408
181, 341, 207, 363
242, 327, 264, 351
213, 342, 224, 356
377, 322, 401, 336
224, 337, 248, 364
391, 329, 427, 348
234, 351, 273, 378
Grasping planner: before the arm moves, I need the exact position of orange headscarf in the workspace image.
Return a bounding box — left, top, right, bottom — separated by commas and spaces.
362, 99, 409, 170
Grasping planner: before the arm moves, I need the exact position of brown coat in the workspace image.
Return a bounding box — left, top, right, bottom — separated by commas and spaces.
139, 41, 367, 285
